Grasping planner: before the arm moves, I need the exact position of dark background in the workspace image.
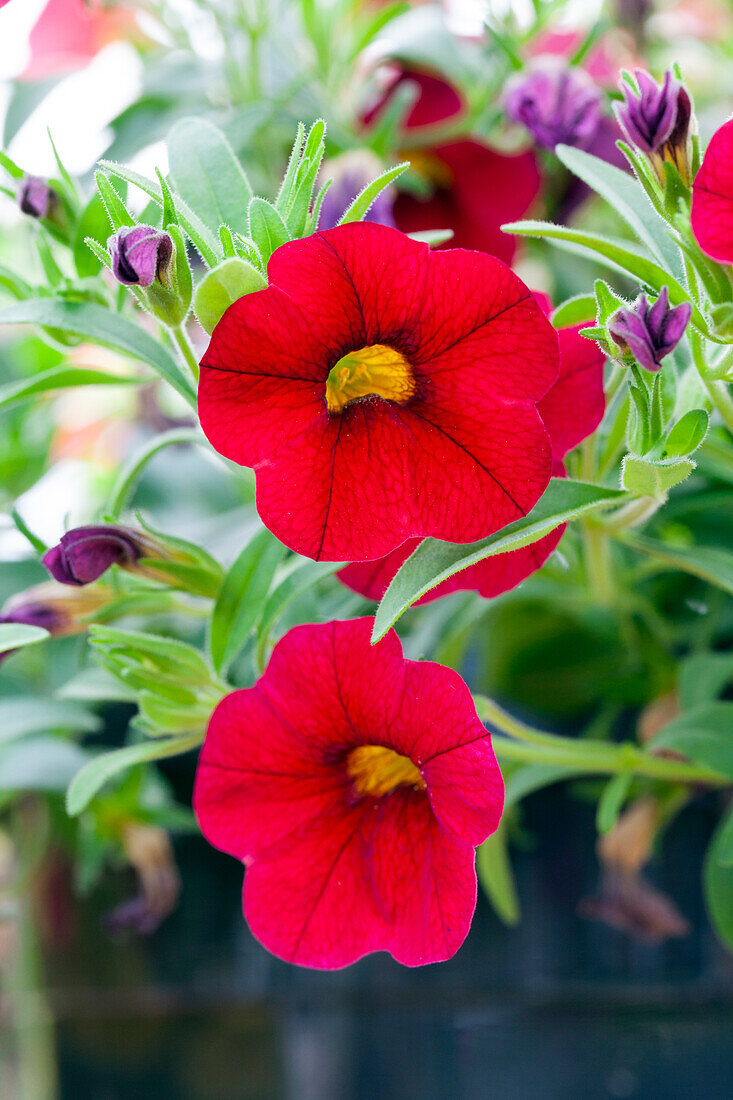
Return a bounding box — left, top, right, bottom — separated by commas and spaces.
52, 766, 733, 1100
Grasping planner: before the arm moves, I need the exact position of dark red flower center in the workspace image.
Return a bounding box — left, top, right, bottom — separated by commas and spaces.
346, 744, 425, 798
325, 344, 416, 414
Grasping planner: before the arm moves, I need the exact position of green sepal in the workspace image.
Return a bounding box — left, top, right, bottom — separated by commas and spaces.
194, 257, 267, 334
621, 454, 695, 497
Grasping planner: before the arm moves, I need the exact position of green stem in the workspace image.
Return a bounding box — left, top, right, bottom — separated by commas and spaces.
170, 326, 200, 384
6, 803, 59, 1100
475, 697, 729, 788
702, 376, 733, 434
582, 520, 615, 603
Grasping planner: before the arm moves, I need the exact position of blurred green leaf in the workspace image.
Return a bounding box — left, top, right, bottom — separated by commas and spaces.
651, 703, 733, 778
476, 823, 520, 925
0, 697, 100, 744
679, 652, 733, 710
0, 364, 143, 411
0, 737, 89, 794
168, 117, 252, 237
66, 734, 201, 815
704, 811, 733, 950
0, 299, 196, 407
210, 528, 286, 674
622, 533, 733, 595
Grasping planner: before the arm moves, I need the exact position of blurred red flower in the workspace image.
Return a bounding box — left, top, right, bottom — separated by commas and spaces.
22, 0, 137, 80
193, 618, 503, 968
691, 118, 733, 264
198, 222, 559, 562
338, 302, 605, 602
365, 68, 540, 263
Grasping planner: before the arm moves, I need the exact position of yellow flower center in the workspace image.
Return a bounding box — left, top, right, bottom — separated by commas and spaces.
346, 745, 425, 799
325, 344, 416, 414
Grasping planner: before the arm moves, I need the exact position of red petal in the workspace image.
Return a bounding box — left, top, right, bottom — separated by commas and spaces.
256, 397, 552, 560
394, 141, 540, 263
691, 119, 733, 264
366, 792, 479, 966
538, 324, 606, 459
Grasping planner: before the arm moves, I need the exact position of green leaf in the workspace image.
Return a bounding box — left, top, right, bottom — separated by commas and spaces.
555, 145, 684, 278
0, 149, 23, 180
66, 734, 202, 815
248, 197, 291, 261
0, 299, 196, 407
194, 257, 267, 334
73, 187, 124, 277
372, 479, 628, 640
596, 770, 634, 834
503, 219, 708, 334
0, 737, 89, 794
91, 626, 214, 684
665, 409, 709, 457
209, 528, 286, 674
255, 559, 343, 668
106, 427, 205, 519
704, 812, 733, 950
476, 824, 520, 926
95, 170, 135, 230
56, 666, 138, 703
0, 364, 143, 412
504, 762, 594, 805
551, 294, 596, 328
679, 652, 733, 711
167, 117, 252, 237
406, 228, 454, 247
714, 807, 733, 868
98, 160, 220, 267
0, 697, 101, 744
339, 163, 409, 225
0, 624, 49, 656
651, 703, 733, 778
275, 123, 306, 214
621, 534, 733, 595
621, 454, 695, 497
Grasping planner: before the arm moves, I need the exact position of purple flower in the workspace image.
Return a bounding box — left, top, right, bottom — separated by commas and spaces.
108, 225, 173, 287
0, 583, 111, 663
503, 60, 602, 152
18, 175, 55, 219
318, 150, 396, 231
608, 288, 692, 372
43, 525, 145, 586
613, 70, 692, 184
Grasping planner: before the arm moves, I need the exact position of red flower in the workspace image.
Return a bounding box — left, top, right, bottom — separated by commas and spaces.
338, 313, 605, 602
22, 0, 137, 81
366, 69, 540, 263
198, 222, 559, 562
691, 118, 733, 264
193, 618, 503, 968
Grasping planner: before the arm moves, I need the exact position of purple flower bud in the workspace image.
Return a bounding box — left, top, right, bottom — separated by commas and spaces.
18, 175, 55, 219
43, 525, 145, 586
318, 150, 396, 231
0, 583, 111, 663
108, 225, 173, 287
613, 70, 693, 184
608, 288, 692, 372
503, 60, 602, 152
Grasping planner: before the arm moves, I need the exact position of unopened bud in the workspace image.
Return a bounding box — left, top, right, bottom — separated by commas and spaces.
608, 287, 691, 372
614, 69, 693, 185
108, 225, 173, 287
